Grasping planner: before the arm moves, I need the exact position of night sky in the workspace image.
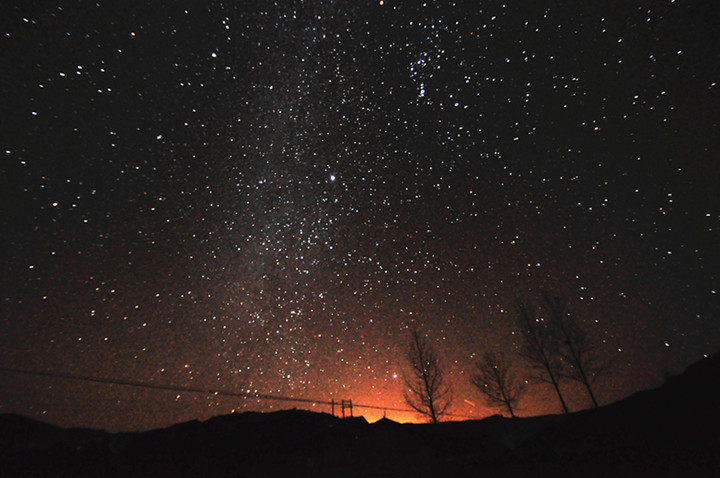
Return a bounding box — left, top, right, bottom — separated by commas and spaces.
1, 1, 718, 431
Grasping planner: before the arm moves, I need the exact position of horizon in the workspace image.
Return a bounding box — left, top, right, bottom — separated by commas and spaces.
3, 348, 716, 432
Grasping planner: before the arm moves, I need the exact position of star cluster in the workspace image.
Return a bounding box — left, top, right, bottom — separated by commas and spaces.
1, 1, 718, 430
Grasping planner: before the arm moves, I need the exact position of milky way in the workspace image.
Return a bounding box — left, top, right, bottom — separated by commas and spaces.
1, 1, 718, 431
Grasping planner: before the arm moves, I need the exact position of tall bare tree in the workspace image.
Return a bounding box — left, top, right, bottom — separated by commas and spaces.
403, 326, 453, 423
470, 351, 524, 418
515, 301, 570, 414
543, 293, 610, 408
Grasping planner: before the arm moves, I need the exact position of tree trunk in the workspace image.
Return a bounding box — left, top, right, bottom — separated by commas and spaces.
548, 369, 569, 414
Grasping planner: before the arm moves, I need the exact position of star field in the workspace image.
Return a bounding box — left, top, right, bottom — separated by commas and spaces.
1, 1, 718, 430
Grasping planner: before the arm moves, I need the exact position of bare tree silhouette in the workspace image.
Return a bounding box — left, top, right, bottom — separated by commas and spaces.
543, 293, 611, 408
515, 301, 570, 414
402, 326, 453, 423
470, 351, 524, 418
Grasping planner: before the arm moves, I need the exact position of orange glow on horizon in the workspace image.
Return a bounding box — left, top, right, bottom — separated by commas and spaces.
362, 409, 422, 424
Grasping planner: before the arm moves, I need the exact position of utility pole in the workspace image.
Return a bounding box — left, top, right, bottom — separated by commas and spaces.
340, 399, 353, 417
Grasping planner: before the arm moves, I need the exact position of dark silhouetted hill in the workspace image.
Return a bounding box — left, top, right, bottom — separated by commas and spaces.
1, 352, 718, 477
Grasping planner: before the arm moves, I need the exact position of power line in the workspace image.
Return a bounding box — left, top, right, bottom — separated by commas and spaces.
0, 366, 478, 420
0, 366, 327, 406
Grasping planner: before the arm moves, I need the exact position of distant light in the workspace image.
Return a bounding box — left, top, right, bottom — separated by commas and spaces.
330, 174, 336, 182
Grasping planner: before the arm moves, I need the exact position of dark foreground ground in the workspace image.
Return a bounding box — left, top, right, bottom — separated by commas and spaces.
1, 353, 719, 477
